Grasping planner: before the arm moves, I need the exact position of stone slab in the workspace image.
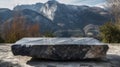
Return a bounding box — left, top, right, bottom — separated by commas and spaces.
11, 38, 109, 60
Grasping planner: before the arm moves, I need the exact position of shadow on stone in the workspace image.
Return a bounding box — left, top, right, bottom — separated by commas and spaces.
0, 60, 21, 67
107, 54, 120, 67
26, 55, 120, 67
27, 57, 108, 62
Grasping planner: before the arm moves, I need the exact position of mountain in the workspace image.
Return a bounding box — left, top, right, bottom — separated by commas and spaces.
0, 8, 13, 24
39, 0, 111, 31
14, 3, 43, 12
0, 1, 112, 37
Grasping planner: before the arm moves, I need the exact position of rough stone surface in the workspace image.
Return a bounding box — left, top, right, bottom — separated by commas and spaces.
12, 45, 108, 60
11, 38, 109, 60
0, 44, 120, 67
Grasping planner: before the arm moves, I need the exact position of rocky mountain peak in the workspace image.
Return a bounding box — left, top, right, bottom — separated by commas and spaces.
48, 0, 58, 3
40, 0, 59, 20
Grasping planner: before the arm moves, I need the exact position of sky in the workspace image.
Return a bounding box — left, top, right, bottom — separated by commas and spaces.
0, 0, 106, 9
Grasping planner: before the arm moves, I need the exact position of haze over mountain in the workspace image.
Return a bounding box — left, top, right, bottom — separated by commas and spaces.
0, 0, 111, 37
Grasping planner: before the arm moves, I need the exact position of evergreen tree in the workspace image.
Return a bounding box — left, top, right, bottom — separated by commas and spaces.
44, 32, 54, 37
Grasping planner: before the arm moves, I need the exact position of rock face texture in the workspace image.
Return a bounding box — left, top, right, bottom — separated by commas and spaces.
11, 38, 109, 60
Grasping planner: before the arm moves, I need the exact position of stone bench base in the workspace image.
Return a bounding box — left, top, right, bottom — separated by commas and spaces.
12, 45, 108, 60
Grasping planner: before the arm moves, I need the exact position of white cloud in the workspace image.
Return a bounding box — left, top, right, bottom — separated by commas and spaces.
0, 0, 106, 9
58, 0, 75, 4
73, 0, 106, 6
0, 0, 48, 9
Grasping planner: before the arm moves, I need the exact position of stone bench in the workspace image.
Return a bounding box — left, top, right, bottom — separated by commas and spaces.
11, 38, 109, 60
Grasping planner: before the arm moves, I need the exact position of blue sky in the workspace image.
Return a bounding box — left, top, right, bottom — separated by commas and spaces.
0, 0, 106, 9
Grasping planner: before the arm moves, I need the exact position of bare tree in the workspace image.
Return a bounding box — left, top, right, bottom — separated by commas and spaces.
3, 13, 40, 43
106, 0, 120, 21
106, 0, 120, 28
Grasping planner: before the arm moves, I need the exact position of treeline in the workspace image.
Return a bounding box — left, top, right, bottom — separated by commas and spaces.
0, 15, 54, 43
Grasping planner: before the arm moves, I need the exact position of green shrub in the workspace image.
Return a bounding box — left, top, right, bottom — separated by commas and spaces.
100, 22, 120, 43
